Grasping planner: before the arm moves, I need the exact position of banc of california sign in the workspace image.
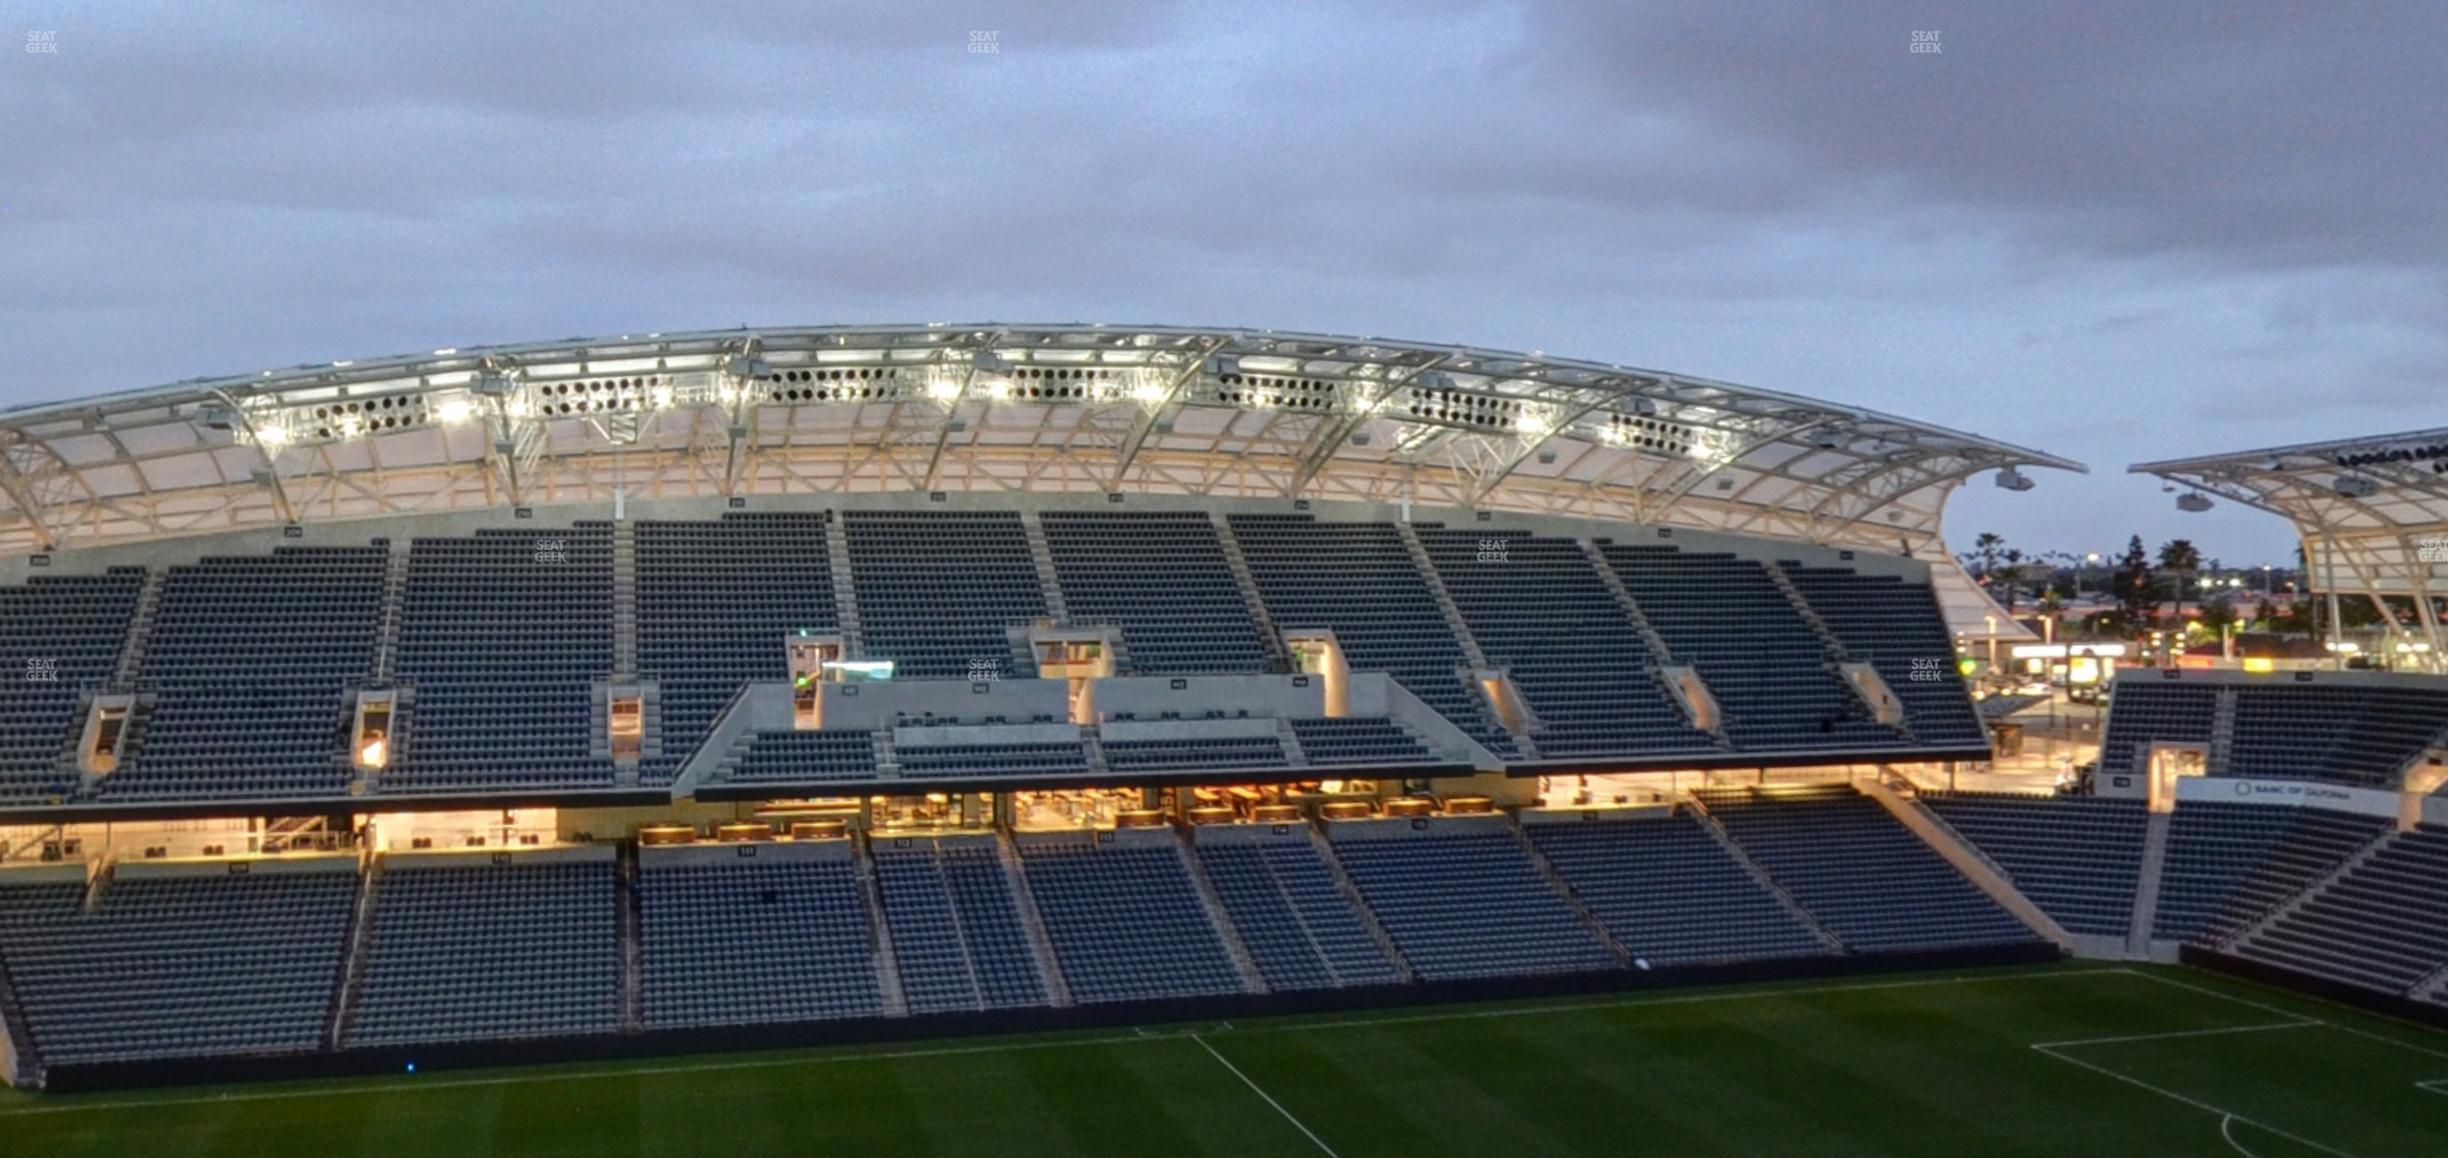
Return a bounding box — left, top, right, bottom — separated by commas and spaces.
2174, 776, 2398, 819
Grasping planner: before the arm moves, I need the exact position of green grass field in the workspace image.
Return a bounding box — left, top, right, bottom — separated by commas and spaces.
5, 963, 2445, 1156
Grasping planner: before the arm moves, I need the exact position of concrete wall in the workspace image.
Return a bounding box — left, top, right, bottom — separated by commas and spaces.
638, 838, 852, 868
382, 842, 615, 870
1517, 804, 1677, 826
1009, 824, 1179, 850
114, 852, 357, 880
1321, 814, 1511, 841
1183, 820, 1315, 846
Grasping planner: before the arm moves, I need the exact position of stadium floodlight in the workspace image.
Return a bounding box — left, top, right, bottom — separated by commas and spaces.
194, 403, 240, 431
2333, 474, 2381, 498
2176, 492, 2214, 512
432, 397, 475, 425
1994, 466, 2035, 491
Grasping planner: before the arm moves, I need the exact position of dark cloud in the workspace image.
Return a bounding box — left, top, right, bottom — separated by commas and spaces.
0, 1, 2440, 563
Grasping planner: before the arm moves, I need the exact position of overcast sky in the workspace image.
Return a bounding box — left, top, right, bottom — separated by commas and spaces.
3, 3, 2441, 566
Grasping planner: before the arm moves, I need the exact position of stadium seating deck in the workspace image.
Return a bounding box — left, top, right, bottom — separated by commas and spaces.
2233, 825, 2448, 994
2096, 680, 2217, 778
1777, 564, 1988, 747
1192, 834, 1402, 990
116, 548, 387, 800
2227, 685, 2448, 785
0, 569, 144, 802
0, 869, 354, 1064
637, 852, 883, 1029
869, 838, 1048, 1014
1526, 813, 1832, 966
1015, 835, 1246, 1004
726, 730, 882, 783
843, 511, 1044, 681
1601, 545, 1901, 752
1227, 514, 1515, 757
1326, 821, 1618, 982
2152, 802, 2390, 944
1039, 511, 1274, 675
346, 858, 621, 1048
1697, 785, 2039, 952
389, 528, 618, 793
636, 512, 839, 785
1417, 530, 1713, 758
1921, 792, 2148, 938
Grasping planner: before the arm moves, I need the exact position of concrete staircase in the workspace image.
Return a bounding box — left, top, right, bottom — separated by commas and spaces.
995, 833, 1074, 1008
1307, 825, 1416, 983
0, 924, 40, 1088
1020, 511, 1070, 625
1275, 717, 1312, 770
1684, 796, 1847, 954
854, 841, 911, 1018
610, 520, 638, 678
1395, 522, 1490, 670
615, 842, 644, 1033
2207, 687, 2239, 777
326, 853, 381, 1049
1177, 836, 1269, 995
371, 542, 410, 683
2127, 810, 2173, 958
2412, 956, 2448, 1005
1584, 546, 1733, 748
110, 568, 169, 687
1509, 818, 1636, 968
1858, 779, 2077, 952
1209, 513, 1296, 673
2221, 827, 2402, 953
824, 518, 864, 659
1763, 560, 1846, 658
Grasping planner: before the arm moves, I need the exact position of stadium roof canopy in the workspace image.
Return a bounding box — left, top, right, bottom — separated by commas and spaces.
2135, 427, 2448, 662
0, 323, 2079, 597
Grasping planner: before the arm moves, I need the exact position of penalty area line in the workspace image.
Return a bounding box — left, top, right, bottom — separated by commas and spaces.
2030, 1042, 2358, 1158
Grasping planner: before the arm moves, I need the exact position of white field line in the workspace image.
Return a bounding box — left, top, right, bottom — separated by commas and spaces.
2122, 968, 2448, 1064
2031, 1020, 2320, 1051
2220, 1114, 2270, 1158
2030, 1041, 2357, 1158
1192, 1033, 1340, 1158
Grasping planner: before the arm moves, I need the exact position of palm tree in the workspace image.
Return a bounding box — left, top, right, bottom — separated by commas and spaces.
2158, 539, 2204, 622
